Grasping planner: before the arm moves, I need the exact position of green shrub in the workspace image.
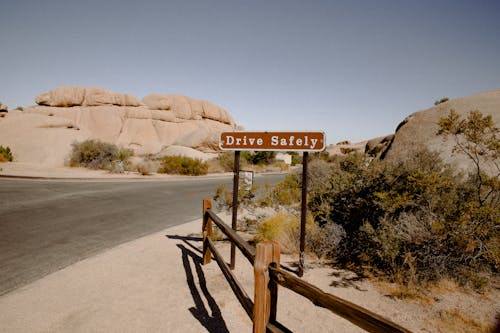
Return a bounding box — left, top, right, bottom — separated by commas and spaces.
213, 182, 261, 211
307, 148, 498, 288
0, 145, 13, 162
243, 151, 276, 165
216, 151, 238, 172
69, 140, 133, 171
158, 155, 208, 176
434, 97, 449, 105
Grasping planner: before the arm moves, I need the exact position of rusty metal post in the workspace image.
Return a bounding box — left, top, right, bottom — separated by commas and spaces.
253, 242, 280, 333
231, 150, 240, 270
298, 151, 308, 277
202, 199, 212, 265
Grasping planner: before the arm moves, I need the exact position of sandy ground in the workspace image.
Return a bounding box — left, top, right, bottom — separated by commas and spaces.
0, 216, 498, 333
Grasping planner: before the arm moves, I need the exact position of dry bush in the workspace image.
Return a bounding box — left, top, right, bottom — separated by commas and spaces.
0, 145, 13, 162
136, 161, 158, 175
69, 140, 133, 171
158, 155, 208, 176
255, 213, 316, 254
434, 309, 494, 333
255, 213, 301, 253
373, 280, 435, 305
307, 221, 345, 259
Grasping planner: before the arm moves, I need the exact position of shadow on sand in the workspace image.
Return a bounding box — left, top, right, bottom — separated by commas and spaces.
166, 234, 229, 333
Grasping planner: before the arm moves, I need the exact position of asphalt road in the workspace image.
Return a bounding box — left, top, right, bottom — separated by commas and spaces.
0, 174, 284, 296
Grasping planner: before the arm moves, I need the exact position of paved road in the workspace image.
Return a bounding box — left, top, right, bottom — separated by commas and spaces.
0, 174, 284, 296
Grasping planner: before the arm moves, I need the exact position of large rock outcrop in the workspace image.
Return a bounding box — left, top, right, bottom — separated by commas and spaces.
36, 86, 141, 107
369, 90, 500, 174
0, 86, 236, 167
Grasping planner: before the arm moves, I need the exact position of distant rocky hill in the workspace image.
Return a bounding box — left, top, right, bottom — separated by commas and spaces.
366, 89, 500, 175
0, 86, 235, 167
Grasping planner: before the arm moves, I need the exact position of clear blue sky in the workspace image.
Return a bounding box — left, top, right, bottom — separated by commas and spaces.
1, 0, 499, 143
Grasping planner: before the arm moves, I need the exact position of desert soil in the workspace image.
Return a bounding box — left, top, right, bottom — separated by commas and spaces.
0, 215, 498, 333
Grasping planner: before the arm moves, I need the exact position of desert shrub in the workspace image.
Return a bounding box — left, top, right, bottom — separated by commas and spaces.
243, 151, 276, 165
158, 155, 208, 176
214, 151, 248, 172
136, 160, 158, 175
307, 147, 499, 288
255, 213, 314, 254
213, 183, 261, 211
255, 212, 328, 255
263, 173, 301, 208
0, 145, 13, 162
307, 222, 345, 259
289, 152, 302, 165
69, 140, 133, 171
434, 97, 449, 105
434, 309, 494, 333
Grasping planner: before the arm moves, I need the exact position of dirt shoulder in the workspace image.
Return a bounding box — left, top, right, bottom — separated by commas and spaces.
0, 162, 234, 181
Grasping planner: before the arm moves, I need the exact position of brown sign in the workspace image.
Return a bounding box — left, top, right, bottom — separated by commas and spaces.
219, 131, 326, 152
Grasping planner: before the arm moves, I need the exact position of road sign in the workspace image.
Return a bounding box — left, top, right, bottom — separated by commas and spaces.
219, 131, 326, 152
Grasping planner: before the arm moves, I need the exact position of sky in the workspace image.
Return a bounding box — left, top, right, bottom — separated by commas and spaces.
1, 0, 499, 144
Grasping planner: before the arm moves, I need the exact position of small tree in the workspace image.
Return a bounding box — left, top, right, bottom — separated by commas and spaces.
434, 97, 449, 105
438, 110, 499, 206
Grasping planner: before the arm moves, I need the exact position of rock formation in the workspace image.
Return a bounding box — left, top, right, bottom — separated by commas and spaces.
326, 140, 367, 156
367, 89, 500, 175
0, 86, 236, 167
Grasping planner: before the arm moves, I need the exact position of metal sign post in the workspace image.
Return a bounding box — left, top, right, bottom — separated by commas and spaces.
230, 150, 240, 270
298, 151, 309, 277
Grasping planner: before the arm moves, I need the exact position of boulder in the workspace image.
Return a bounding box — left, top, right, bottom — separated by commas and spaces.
142, 93, 234, 125
365, 134, 394, 158
0, 86, 236, 167
378, 89, 500, 175
326, 140, 367, 156
0, 103, 8, 112
36, 86, 141, 107
157, 145, 217, 162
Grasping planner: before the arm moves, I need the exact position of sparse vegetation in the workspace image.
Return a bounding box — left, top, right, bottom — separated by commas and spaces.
69, 139, 133, 171
213, 110, 499, 292
158, 155, 208, 176
0, 145, 13, 162
256, 213, 305, 253
434, 97, 449, 105
242, 151, 276, 165
208, 151, 287, 173
307, 147, 498, 289
434, 309, 494, 333
136, 160, 158, 175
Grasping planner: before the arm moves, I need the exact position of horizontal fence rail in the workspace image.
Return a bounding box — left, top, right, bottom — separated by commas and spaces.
268, 266, 412, 333
201, 199, 412, 333
206, 236, 254, 318
206, 209, 256, 264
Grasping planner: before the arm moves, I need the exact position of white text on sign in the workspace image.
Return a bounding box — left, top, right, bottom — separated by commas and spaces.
219, 132, 326, 152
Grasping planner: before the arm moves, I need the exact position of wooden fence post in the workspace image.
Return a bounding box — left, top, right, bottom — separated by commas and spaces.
202, 199, 212, 265
253, 242, 280, 333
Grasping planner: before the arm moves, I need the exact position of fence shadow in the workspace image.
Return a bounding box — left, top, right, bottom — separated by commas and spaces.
329, 269, 367, 291
166, 234, 229, 333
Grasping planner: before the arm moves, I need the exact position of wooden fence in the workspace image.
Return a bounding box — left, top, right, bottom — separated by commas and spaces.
202, 199, 412, 333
